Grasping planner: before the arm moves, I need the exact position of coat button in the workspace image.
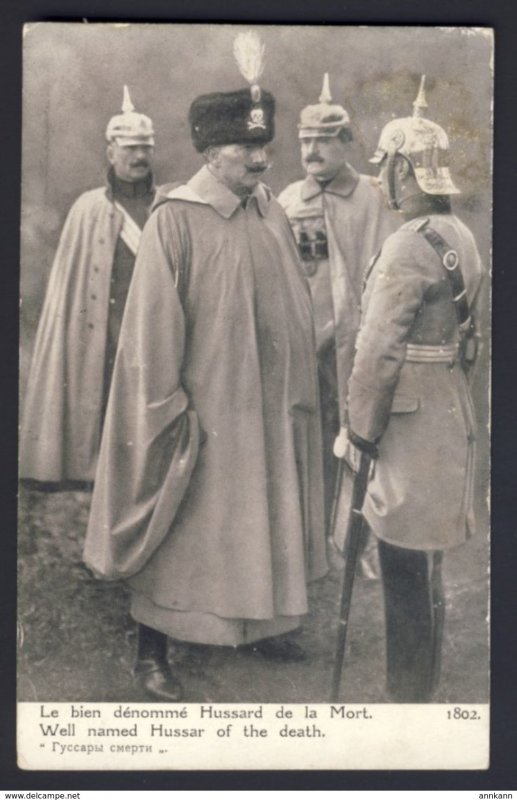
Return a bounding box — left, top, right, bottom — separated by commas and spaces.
88, 323, 94, 329
94, 266, 100, 273
109, 298, 115, 304
99, 238, 105, 244
91, 294, 97, 300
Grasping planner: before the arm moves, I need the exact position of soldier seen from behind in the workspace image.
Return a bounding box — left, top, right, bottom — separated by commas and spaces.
334, 77, 485, 702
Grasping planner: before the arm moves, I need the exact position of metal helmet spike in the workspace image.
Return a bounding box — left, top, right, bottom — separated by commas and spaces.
121, 85, 135, 114
319, 73, 332, 104
106, 86, 155, 146
370, 76, 460, 204
412, 75, 428, 118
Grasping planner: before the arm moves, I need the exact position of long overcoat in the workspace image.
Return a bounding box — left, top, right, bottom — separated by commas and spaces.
278, 165, 398, 417
347, 213, 484, 551
20, 187, 134, 483
83, 166, 327, 626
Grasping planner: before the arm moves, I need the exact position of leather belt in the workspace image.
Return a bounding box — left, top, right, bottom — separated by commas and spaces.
405, 343, 459, 363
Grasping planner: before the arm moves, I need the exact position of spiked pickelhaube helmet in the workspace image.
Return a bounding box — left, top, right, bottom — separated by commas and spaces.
298, 73, 352, 139
105, 85, 155, 146
370, 76, 460, 210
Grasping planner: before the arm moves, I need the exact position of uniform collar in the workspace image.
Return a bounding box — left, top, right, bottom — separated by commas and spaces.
300, 163, 360, 201
188, 165, 271, 219
105, 167, 155, 200
399, 193, 452, 220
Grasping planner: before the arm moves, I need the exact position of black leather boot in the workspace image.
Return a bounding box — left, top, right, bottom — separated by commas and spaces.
249, 634, 307, 662
378, 540, 442, 702
134, 624, 184, 701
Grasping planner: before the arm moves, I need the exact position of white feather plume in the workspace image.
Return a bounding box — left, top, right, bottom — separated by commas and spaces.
233, 31, 265, 85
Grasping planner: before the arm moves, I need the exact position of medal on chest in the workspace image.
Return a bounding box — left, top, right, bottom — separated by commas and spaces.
291, 213, 329, 276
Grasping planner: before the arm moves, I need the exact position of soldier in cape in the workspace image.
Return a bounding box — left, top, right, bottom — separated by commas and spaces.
20, 87, 157, 488
278, 75, 398, 573
336, 77, 485, 701
83, 32, 327, 701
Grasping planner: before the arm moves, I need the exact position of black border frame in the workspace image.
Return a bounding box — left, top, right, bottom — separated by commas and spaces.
2, 0, 516, 791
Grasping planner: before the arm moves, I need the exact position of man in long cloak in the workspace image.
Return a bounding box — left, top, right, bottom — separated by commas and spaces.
84, 33, 327, 701
20, 87, 157, 488
278, 74, 398, 573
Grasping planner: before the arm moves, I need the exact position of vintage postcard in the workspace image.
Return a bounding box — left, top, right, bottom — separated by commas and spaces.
17, 23, 492, 771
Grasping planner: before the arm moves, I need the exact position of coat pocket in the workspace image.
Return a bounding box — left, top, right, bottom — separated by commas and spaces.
390, 392, 420, 414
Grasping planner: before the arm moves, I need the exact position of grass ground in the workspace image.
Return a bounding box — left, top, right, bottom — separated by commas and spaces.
17, 485, 489, 704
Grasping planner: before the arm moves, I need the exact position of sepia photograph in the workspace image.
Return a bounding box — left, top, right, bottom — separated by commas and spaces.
17, 22, 491, 770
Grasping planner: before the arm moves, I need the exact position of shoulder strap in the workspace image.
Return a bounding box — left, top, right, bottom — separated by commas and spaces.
113, 201, 142, 256
419, 222, 472, 333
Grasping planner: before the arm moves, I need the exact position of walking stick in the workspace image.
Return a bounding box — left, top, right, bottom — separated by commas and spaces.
327, 457, 344, 543
330, 450, 372, 702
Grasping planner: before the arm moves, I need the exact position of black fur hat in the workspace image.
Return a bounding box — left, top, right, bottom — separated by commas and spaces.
189, 89, 275, 153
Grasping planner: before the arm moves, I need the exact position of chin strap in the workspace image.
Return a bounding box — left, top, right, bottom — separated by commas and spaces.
386, 149, 400, 211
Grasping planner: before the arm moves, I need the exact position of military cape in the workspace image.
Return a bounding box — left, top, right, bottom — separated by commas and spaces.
83, 166, 327, 644
20, 181, 154, 484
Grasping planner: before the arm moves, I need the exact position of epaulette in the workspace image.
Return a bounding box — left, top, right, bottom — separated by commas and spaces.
362, 219, 428, 289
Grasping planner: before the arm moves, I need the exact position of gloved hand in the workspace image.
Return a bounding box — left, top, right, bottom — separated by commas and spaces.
333, 426, 361, 471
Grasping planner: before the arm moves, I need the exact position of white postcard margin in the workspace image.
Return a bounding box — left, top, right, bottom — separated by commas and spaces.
18, 702, 489, 771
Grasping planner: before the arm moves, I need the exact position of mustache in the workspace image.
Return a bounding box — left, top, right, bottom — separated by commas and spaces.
246, 163, 269, 174
305, 155, 325, 163
130, 160, 149, 167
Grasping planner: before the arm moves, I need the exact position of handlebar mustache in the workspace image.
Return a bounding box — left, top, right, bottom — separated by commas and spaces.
246, 163, 269, 174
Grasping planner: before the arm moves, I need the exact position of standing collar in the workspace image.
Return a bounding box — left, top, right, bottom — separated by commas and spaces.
187, 165, 272, 219
300, 163, 360, 201
105, 167, 155, 200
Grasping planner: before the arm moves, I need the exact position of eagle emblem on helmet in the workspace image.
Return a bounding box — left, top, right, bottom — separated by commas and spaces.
389, 128, 406, 151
